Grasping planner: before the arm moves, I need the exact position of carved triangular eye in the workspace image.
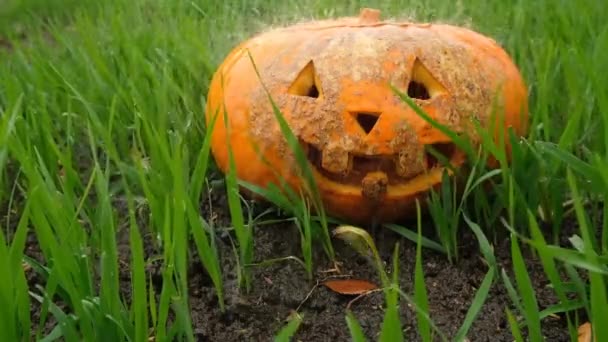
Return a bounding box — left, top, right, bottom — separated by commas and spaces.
408, 80, 430, 100
288, 61, 323, 99
407, 58, 447, 100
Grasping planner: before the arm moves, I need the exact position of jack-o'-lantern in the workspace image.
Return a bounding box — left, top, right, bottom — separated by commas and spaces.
205, 8, 528, 224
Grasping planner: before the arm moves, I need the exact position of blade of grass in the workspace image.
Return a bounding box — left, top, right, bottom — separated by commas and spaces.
0, 198, 31, 341
125, 190, 149, 342
506, 308, 525, 342
536, 141, 603, 192
378, 300, 403, 342
379, 242, 404, 342
510, 234, 542, 340
187, 200, 225, 310
274, 314, 303, 342
169, 138, 195, 342
223, 106, 253, 291
296, 200, 314, 279
30, 291, 80, 342
384, 223, 446, 254
0, 94, 22, 190
525, 209, 578, 332
463, 214, 497, 268
346, 311, 368, 342
190, 108, 220, 205
414, 201, 431, 342
453, 267, 495, 342
567, 168, 608, 341
94, 164, 128, 340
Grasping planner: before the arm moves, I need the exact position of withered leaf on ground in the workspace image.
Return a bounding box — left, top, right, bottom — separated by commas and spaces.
322, 279, 378, 295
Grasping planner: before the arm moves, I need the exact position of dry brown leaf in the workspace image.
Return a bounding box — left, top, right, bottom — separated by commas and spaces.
578, 322, 594, 342
322, 279, 378, 295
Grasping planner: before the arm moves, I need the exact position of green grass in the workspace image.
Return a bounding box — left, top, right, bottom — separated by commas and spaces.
1, 0, 607, 341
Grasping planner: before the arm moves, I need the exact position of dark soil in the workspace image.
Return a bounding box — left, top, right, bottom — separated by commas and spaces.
168, 191, 570, 340
180, 191, 573, 341
9, 184, 579, 341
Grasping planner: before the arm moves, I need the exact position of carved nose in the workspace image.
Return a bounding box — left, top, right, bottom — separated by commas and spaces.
352, 112, 381, 135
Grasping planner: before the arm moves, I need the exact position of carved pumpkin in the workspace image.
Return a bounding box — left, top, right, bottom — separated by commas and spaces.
205, 8, 528, 224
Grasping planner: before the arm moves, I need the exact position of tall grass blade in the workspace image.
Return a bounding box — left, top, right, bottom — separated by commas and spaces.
567, 168, 608, 341
510, 234, 542, 340
190, 108, 220, 205
379, 242, 404, 342
384, 223, 446, 254
346, 311, 368, 342
0, 94, 22, 187
463, 214, 497, 268
187, 200, 225, 309
126, 190, 149, 342
0, 200, 31, 341
525, 209, 577, 332
274, 314, 303, 342
453, 267, 495, 342
378, 302, 403, 342
414, 201, 431, 342
223, 108, 252, 291
536, 142, 603, 192
505, 308, 524, 342
94, 164, 128, 340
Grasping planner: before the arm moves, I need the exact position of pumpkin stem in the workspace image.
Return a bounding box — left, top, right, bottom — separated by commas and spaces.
359, 8, 381, 24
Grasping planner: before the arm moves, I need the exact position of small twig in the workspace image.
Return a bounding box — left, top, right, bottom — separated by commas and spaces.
346, 288, 384, 310
318, 260, 344, 274
295, 279, 320, 313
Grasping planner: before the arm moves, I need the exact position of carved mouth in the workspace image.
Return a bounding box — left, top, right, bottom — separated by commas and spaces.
299, 141, 466, 200
302, 142, 460, 185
